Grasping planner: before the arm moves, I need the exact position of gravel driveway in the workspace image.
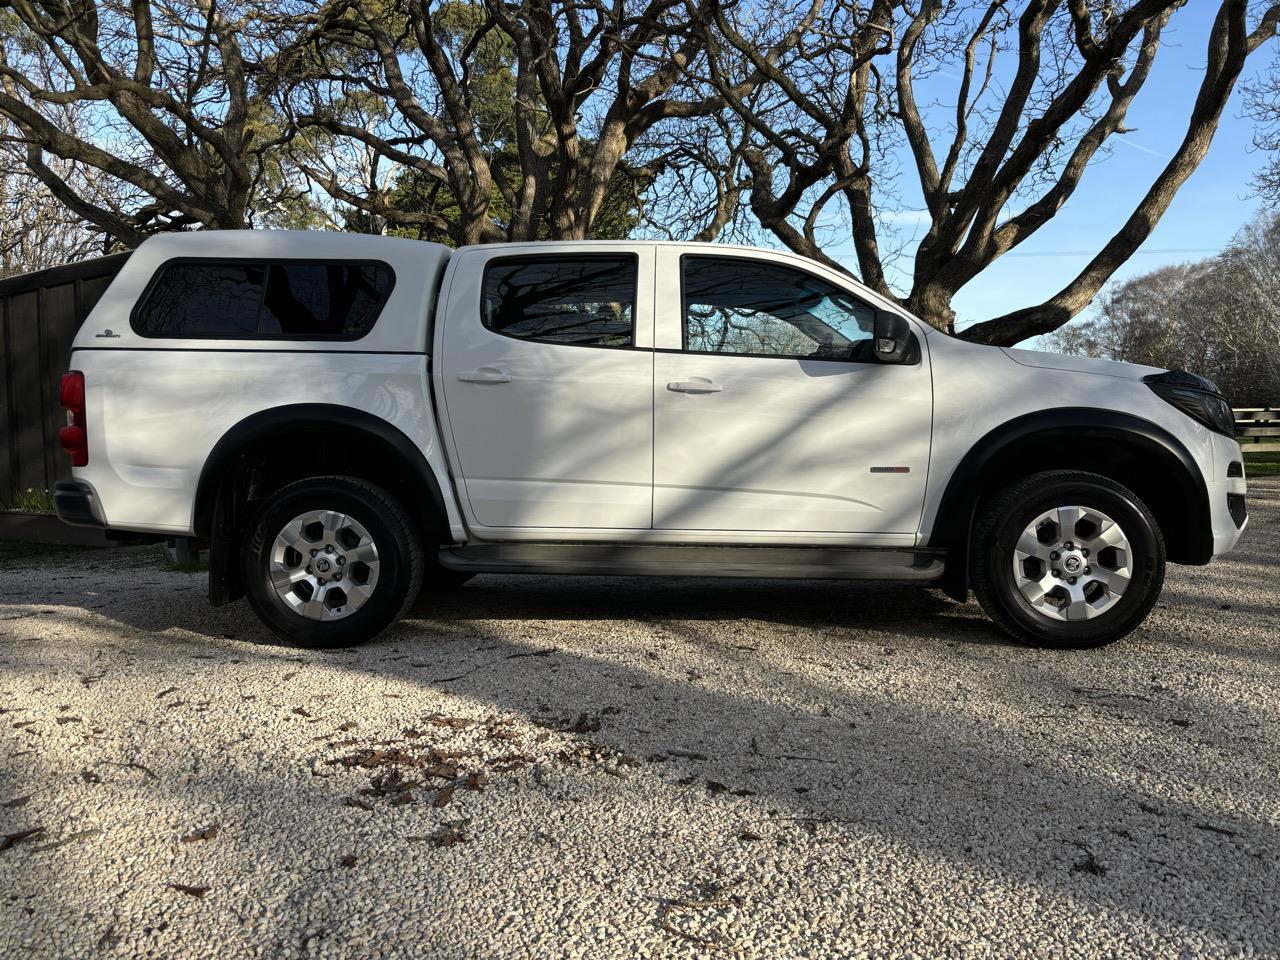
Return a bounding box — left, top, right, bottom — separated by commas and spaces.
2, 479, 1278, 959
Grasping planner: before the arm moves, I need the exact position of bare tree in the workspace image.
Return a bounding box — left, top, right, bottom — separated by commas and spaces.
0, 158, 98, 276
1046, 209, 1280, 404
701, 0, 1280, 345
0, 103, 122, 274
1246, 43, 1280, 204
0, 0, 296, 247
274, 0, 813, 244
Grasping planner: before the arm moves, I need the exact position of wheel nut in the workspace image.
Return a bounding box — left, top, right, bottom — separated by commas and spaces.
1050, 551, 1060, 561
1081, 548, 1089, 557
326, 545, 335, 553
1084, 566, 1091, 574
310, 548, 318, 557
337, 556, 345, 565
1068, 576, 1077, 585
1064, 541, 1074, 550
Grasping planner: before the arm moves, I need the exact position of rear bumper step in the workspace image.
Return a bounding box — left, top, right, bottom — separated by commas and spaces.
438, 543, 945, 581
53, 480, 105, 528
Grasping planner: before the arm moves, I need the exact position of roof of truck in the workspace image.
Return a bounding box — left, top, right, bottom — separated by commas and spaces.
135, 230, 824, 263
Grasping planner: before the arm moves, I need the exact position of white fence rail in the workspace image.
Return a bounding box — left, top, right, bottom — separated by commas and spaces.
1234, 408, 1280, 452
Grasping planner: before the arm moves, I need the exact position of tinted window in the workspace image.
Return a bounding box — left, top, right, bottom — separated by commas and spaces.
260, 263, 394, 338
133, 262, 265, 337
482, 256, 635, 348
133, 260, 394, 339
683, 256, 877, 361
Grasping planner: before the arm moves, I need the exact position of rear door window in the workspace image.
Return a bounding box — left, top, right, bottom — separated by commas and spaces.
482, 256, 636, 348
132, 259, 394, 340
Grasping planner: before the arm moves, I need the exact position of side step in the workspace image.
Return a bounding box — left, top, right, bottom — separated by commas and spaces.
437, 543, 945, 581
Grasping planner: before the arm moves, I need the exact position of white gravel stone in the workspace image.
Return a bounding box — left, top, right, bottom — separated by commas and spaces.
0, 480, 1277, 958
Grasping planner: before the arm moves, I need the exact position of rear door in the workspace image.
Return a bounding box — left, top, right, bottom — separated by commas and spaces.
437, 245, 655, 532
652, 249, 933, 541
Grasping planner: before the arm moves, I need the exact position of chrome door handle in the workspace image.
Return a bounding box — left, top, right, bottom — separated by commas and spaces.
457, 368, 511, 384
667, 379, 723, 394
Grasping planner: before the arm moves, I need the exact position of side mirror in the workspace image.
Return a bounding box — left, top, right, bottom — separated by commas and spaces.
874, 312, 917, 364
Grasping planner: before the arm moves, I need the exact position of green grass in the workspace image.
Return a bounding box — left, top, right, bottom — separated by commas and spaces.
0, 487, 55, 513
1244, 451, 1280, 477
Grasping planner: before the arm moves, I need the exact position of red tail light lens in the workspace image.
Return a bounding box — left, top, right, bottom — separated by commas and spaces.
59, 371, 88, 467
60, 371, 85, 409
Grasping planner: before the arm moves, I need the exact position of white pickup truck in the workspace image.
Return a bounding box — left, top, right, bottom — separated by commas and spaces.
53, 231, 1247, 649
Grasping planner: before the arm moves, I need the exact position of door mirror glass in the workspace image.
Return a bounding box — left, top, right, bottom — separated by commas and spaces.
874, 313, 918, 364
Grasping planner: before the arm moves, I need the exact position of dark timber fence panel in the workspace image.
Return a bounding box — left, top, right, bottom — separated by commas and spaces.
0, 253, 131, 514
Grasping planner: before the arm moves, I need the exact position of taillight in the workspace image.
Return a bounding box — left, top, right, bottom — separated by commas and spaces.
59, 371, 88, 467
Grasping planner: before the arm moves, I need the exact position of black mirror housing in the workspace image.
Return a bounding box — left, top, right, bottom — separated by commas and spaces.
873, 312, 919, 364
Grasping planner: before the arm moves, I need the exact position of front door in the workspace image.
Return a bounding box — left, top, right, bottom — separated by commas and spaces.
652, 251, 933, 539
438, 246, 654, 532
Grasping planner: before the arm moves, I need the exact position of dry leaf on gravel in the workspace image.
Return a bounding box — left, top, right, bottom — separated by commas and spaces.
181, 825, 220, 843
168, 883, 210, 898
535, 713, 601, 734
430, 820, 470, 848
426, 713, 475, 729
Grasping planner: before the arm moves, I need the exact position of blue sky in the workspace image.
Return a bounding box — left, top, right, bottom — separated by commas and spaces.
821, 4, 1270, 335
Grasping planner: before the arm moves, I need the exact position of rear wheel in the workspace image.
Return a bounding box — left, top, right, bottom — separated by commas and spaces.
971, 471, 1165, 649
242, 476, 423, 647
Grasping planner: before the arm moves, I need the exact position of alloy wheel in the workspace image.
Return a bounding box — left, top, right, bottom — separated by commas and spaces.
268, 510, 380, 620
1011, 505, 1132, 621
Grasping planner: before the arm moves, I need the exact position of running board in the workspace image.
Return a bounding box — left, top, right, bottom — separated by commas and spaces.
437, 543, 945, 581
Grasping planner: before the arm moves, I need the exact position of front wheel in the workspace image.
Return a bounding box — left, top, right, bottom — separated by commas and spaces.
242, 476, 423, 648
971, 471, 1165, 649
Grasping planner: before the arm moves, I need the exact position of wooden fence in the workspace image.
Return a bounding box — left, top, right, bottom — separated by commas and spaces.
0, 253, 131, 541
1234, 408, 1280, 453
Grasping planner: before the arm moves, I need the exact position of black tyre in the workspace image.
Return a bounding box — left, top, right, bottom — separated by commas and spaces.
242, 476, 423, 648
971, 470, 1165, 649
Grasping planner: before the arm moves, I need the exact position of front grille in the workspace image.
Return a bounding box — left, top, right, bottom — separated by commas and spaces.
1228, 494, 1247, 529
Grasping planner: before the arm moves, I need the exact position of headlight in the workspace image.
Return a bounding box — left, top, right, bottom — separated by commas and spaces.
1143, 370, 1235, 437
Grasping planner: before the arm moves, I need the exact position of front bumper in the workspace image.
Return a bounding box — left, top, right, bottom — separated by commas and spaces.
1208, 435, 1247, 556
54, 480, 105, 528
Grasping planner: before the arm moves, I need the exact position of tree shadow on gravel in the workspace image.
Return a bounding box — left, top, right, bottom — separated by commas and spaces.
3, 567, 1278, 955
